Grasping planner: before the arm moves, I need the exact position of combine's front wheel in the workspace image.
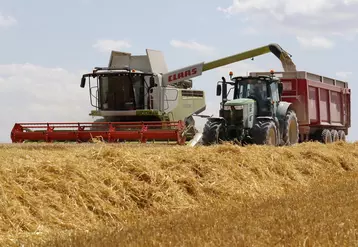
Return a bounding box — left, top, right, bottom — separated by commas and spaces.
201, 119, 225, 146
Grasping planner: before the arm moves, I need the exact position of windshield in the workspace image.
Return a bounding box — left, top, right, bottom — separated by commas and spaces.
98, 74, 146, 110
235, 79, 268, 100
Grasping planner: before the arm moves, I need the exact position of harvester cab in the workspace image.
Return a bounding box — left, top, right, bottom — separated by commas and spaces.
79, 49, 206, 140
201, 70, 299, 146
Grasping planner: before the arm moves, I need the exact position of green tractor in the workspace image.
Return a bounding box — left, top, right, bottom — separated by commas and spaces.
201, 71, 299, 146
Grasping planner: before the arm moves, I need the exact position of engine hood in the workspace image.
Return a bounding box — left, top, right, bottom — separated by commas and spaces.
224, 98, 255, 106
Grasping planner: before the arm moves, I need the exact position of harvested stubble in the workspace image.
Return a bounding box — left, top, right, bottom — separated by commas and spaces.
0, 141, 358, 246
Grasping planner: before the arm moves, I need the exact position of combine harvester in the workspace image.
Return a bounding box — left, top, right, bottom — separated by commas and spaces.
11, 43, 298, 145
201, 70, 351, 146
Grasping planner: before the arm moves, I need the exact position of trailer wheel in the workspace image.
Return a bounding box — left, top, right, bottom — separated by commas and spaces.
338, 130, 346, 142
331, 130, 339, 142
282, 110, 299, 145
251, 120, 278, 146
201, 119, 224, 146
321, 129, 332, 144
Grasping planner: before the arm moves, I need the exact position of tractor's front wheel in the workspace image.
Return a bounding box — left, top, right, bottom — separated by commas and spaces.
201, 119, 225, 146
251, 120, 278, 146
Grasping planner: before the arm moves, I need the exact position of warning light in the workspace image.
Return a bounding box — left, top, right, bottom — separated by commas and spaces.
229, 71, 233, 79
270, 69, 275, 74
131, 69, 136, 73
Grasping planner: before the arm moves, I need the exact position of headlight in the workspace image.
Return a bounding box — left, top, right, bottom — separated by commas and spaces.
224, 105, 231, 110
233, 105, 243, 110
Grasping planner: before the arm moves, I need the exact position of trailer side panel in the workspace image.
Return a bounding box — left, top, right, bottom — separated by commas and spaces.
249, 71, 351, 134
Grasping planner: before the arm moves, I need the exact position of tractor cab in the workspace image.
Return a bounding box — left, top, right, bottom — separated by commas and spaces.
216, 71, 283, 119
232, 74, 282, 117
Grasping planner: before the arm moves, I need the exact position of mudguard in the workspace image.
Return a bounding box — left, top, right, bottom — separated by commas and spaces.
276, 101, 293, 135
276, 102, 292, 121
256, 116, 279, 126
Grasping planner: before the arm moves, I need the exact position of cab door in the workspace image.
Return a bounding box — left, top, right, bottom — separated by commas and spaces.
270, 82, 280, 115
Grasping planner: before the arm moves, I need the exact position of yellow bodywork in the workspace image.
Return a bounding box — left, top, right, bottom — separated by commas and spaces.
165, 89, 206, 122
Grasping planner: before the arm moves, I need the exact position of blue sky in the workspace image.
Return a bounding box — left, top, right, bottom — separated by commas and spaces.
0, 0, 357, 142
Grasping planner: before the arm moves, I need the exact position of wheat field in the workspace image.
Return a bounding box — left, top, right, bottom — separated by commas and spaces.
0, 141, 358, 246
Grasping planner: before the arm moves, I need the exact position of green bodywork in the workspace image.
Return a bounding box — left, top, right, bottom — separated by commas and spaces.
223, 99, 257, 130
166, 89, 206, 122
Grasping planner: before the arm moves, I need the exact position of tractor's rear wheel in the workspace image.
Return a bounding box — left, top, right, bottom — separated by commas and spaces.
251, 120, 278, 146
282, 110, 299, 145
201, 119, 225, 146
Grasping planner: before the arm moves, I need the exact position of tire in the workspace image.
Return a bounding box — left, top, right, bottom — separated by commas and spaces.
251, 120, 278, 146
331, 130, 339, 142
338, 130, 346, 142
201, 119, 225, 146
321, 129, 332, 144
282, 110, 299, 145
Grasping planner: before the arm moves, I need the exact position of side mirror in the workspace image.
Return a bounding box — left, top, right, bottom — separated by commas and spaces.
216, 84, 222, 96
80, 77, 86, 88
150, 77, 156, 88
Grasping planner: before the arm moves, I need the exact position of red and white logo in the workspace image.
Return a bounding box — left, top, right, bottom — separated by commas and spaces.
168, 68, 198, 82
162, 62, 204, 86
